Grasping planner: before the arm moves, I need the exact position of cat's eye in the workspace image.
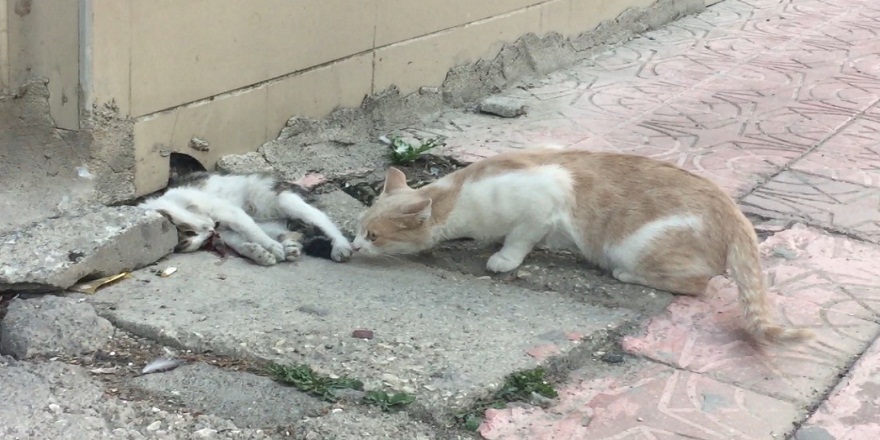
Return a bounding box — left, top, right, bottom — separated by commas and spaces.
183, 230, 198, 238
366, 231, 377, 242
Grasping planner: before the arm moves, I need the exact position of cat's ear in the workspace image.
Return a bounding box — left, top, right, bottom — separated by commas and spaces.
382, 167, 411, 194
399, 198, 432, 224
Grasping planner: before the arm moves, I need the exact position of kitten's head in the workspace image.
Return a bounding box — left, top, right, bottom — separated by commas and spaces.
142, 200, 217, 252
352, 167, 434, 256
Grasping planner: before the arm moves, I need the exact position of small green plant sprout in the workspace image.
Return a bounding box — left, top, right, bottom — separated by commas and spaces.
364, 390, 417, 412
267, 363, 364, 402
382, 135, 446, 165
495, 367, 558, 402
456, 367, 558, 431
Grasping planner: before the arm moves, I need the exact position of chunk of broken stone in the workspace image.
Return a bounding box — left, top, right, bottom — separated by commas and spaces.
0, 295, 114, 359
215, 151, 275, 175
478, 96, 529, 118
312, 190, 365, 237
0, 205, 176, 293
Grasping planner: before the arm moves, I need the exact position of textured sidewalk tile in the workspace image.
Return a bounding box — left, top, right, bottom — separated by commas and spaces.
478, 362, 800, 440
794, 334, 880, 440
623, 225, 880, 404
792, 115, 880, 188
0, 206, 176, 292
741, 171, 880, 243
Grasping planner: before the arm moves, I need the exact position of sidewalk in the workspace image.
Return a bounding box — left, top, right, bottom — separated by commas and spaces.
412, 0, 880, 437
4, 0, 878, 438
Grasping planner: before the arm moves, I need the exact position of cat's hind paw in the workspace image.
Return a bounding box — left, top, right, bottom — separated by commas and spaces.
241, 243, 277, 266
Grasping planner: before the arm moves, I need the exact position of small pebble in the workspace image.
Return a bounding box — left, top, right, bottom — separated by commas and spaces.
193, 428, 218, 438
351, 329, 374, 339
146, 421, 161, 431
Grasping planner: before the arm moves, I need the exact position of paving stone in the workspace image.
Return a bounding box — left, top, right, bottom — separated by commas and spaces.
792, 114, 880, 188
88, 253, 634, 419
0, 357, 272, 439
741, 171, 880, 244
133, 363, 328, 429
478, 361, 800, 440
0, 205, 176, 293
622, 225, 880, 405
0, 295, 115, 359
794, 333, 880, 439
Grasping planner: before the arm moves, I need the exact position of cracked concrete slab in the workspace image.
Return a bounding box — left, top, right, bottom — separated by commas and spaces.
88, 253, 633, 419
0, 295, 115, 359
0, 205, 176, 293
0, 357, 273, 439
132, 362, 328, 429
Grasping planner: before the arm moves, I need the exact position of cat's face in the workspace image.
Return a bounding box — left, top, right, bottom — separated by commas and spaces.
156, 209, 217, 252
352, 168, 433, 256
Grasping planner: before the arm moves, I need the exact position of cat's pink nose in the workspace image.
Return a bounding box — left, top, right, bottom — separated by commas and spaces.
351, 244, 361, 252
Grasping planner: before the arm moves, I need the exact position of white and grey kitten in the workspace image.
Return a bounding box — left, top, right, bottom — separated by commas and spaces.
139, 172, 353, 265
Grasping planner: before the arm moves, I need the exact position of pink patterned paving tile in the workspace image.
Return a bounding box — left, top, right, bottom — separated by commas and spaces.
792, 117, 880, 188
623, 225, 880, 404
431, 111, 597, 161
794, 334, 880, 440
741, 171, 880, 243
582, 97, 810, 195
478, 363, 800, 440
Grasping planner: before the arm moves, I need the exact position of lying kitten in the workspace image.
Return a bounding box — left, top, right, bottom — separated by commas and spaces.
140, 172, 353, 265
352, 149, 812, 344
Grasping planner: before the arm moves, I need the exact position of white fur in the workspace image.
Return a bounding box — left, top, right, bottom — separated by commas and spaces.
439, 165, 579, 272
604, 214, 703, 274
140, 174, 353, 263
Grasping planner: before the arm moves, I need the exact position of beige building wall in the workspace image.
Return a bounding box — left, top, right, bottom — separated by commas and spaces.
4, 0, 716, 199
4, 0, 79, 129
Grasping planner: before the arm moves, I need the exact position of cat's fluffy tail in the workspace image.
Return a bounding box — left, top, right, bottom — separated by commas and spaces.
726, 215, 813, 344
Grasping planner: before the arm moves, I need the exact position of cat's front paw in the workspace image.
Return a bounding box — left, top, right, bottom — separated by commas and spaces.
330, 240, 354, 263
264, 241, 286, 262
486, 252, 523, 273
242, 243, 277, 266
281, 238, 303, 261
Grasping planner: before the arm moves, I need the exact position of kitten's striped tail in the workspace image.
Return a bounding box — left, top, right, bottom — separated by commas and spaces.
726, 214, 813, 344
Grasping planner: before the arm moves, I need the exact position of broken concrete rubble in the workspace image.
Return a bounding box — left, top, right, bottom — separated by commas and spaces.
0, 356, 273, 439
0, 205, 176, 293
132, 362, 328, 429
0, 295, 114, 359
478, 96, 529, 118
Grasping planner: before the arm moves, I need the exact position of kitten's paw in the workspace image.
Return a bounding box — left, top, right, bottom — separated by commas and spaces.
242, 243, 277, 266
265, 241, 286, 262
281, 238, 303, 261
330, 240, 354, 263
486, 252, 523, 273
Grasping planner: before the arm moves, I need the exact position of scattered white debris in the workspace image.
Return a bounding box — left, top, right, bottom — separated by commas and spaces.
142, 357, 185, 375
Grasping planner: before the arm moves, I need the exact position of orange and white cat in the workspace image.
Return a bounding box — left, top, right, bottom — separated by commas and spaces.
352, 148, 812, 344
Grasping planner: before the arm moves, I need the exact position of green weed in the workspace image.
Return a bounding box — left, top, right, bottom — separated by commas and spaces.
267, 363, 363, 402
364, 390, 417, 412
388, 136, 445, 165
456, 367, 558, 431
